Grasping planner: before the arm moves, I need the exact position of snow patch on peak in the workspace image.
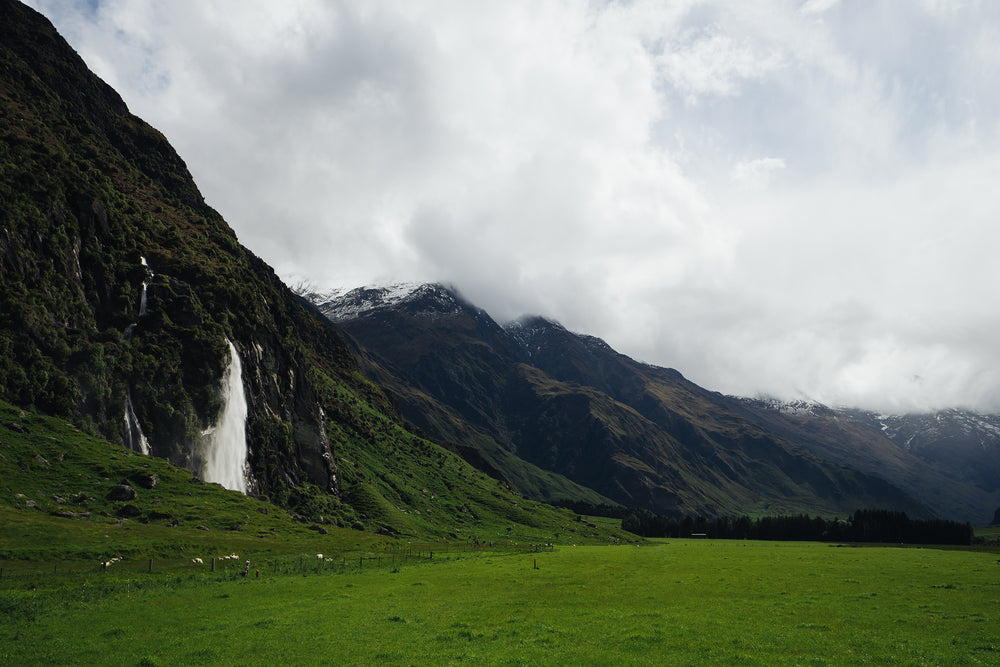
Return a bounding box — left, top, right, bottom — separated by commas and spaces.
736, 396, 831, 417
505, 315, 561, 338
504, 316, 615, 360
504, 316, 564, 357
302, 282, 461, 321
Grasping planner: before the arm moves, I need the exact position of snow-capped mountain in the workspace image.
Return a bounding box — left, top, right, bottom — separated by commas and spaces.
303, 282, 462, 322
841, 408, 1000, 451
506, 315, 616, 364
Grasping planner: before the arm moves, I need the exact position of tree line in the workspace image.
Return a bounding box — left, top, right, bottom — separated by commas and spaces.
551, 502, 973, 545
616, 508, 973, 545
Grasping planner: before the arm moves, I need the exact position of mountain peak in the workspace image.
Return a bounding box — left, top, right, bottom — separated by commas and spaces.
303, 282, 464, 321
505, 315, 614, 361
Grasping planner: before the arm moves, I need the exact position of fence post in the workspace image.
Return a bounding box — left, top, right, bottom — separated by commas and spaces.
148, 559, 152, 573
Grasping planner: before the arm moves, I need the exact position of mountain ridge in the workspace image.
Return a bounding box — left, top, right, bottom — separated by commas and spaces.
306, 282, 938, 520
310, 280, 999, 523
731, 397, 1000, 523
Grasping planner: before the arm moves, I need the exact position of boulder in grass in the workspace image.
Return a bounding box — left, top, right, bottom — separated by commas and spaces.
107, 484, 137, 501
118, 504, 142, 518
131, 472, 158, 489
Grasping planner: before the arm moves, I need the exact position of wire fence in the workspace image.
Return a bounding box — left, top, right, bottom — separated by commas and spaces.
0, 541, 555, 583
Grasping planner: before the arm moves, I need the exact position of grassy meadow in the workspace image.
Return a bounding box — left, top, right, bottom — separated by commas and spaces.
3, 539, 998, 665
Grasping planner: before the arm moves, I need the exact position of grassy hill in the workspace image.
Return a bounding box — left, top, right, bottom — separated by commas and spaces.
0, 398, 632, 562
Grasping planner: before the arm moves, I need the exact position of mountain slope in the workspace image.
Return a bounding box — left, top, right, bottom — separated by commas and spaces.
0, 0, 613, 542
728, 399, 1000, 523
303, 284, 616, 507
308, 284, 930, 519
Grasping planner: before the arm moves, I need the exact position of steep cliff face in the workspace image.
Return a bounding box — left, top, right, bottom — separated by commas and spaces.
0, 0, 340, 497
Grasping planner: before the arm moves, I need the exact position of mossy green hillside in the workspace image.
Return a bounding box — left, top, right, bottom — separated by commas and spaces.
0, 400, 633, 562
0, 400, 384, 562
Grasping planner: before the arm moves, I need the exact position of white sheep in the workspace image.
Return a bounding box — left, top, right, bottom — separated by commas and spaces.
191, 557, 203, 564
316, 553, 324, 560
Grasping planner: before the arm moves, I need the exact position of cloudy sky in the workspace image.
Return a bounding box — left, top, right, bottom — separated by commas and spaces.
26, 0, 1000, 413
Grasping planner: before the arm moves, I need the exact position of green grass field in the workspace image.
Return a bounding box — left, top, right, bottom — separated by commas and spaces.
3, 539, 998, 665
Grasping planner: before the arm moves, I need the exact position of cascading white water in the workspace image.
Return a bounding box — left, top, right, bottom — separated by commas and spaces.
123, 389, 151, 455
201, 339, 249, 493
122, 256, 153, 454
138, 256, 153, 317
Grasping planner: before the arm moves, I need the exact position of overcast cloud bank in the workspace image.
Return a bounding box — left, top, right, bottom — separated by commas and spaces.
27, 0, 1000, 413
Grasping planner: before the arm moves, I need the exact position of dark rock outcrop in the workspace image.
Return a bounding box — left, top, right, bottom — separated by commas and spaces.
106, 484, 137, 501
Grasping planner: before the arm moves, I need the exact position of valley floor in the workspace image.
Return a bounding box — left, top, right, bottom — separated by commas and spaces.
2, 540, 998, 665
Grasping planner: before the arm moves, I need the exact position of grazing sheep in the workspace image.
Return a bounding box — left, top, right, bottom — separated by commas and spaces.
191, 557, 203, 564
316, 553, 324, 560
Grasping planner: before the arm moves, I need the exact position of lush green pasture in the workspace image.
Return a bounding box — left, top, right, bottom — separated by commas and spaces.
3, 540, 998, 665
977, 524, 1000, 542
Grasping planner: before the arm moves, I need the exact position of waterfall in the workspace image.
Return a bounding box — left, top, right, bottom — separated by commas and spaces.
123, 389, 151, 455
138, 256, 153, 317
122, 256, 153, 453
201, 339, 249, 493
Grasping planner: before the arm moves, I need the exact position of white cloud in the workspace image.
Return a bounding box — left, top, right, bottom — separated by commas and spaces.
25, 0, 1000, 412
731, 157, 785, 191
657, 29, 786, 101
800, 0, 841, 16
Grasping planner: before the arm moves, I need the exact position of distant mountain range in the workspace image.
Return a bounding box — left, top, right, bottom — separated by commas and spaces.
732, 399, 1000, 523
304, 283, 999, 523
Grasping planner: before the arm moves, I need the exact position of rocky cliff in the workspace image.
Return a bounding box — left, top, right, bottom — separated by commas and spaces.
0, 0, 375, 504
